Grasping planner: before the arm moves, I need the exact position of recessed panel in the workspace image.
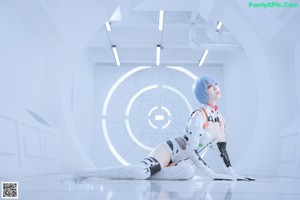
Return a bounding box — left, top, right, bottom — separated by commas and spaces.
0, 115, 19, 166
20, 123, 40, 157
0, 115, 18, 155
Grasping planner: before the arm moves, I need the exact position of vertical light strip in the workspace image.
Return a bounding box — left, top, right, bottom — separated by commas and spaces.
159, 10, 164, 31
105, 21, 111, 32
216, 21, 223, 31
112, 45, 120, 66
199, 50, 209, 66
156, 45, 161, 66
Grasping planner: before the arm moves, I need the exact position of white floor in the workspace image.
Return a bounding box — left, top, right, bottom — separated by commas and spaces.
2, 174, 300, 200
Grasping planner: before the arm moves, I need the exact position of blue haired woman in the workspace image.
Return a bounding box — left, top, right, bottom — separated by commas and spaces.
77, 76, 253, 181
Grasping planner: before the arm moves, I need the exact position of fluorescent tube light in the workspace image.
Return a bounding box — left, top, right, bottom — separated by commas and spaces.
156, 45, 161, 66
217, 21, 223, 31
199, 50, 209, 66
112, 45, 120, 66
159, 10, 164, 31
105, 21, 111, 31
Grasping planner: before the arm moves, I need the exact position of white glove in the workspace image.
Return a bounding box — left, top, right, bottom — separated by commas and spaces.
203, 167, 234, 180
226, 167, 247, 180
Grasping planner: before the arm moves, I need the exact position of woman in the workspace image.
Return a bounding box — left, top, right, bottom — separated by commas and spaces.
77, 76, 252, 181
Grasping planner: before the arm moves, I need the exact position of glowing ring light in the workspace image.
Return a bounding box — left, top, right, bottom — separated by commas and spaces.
148, 106, 159, 129
161, 106, 171, 130
125, 85, 158, 116
148, 106, 159, 117
102, 66, 199, 165
148, 119, 159, 129
125, 84, 194, 151
166, 66, 198, 80
147, 106, 172, 130
162, 85, 193, 112
124, 84, 159, 151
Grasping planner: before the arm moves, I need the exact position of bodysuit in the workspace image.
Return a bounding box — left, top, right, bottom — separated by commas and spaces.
163, 104, 225, 165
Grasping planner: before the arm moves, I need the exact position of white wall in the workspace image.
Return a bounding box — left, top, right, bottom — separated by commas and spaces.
220, 2, 299, 177
278, 39, 300, 177
222, 52, 258, 173
265, 44, 299, 177
223, 45, 298, 177
295, 40, 300, 112
0, 0, 118, 176
0, 2, 44, 111
72, 49, 96, 156
0, 2, 59, 176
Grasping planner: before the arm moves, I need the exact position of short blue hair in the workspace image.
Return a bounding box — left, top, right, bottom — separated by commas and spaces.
193, 76, 216, 104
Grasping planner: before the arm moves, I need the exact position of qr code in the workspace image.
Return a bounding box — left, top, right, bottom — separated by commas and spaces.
1, 182, 18, 199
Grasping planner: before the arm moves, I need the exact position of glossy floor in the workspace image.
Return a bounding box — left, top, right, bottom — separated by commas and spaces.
2, 174, 300, 200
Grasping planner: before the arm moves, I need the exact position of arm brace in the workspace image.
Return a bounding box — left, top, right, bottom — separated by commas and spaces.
217, 142, 232, 167
186, 145, 209, 169
187, 145, 221, 178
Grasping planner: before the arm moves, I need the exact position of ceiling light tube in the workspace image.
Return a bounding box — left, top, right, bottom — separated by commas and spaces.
112, 45, 120, 66
105, 21, 111, 31
199, 50, 209, 66
216, 21, 223, 31
159, 10, 164, 31
156, 45, 161, 66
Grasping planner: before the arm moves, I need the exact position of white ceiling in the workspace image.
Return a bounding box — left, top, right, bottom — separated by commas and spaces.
88, 8, 242, 67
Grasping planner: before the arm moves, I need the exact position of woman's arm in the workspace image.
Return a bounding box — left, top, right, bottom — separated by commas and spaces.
217, 138, 254, 181
185, 111, 233, 180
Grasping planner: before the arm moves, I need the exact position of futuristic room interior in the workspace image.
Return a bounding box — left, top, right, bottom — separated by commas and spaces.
1, 0, 300, 199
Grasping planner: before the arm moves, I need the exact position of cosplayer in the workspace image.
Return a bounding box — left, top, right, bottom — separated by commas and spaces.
76, 76, 254, 181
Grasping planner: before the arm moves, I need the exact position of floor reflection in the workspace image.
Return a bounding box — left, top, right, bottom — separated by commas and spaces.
65, 177, 236, 200
2, 174, 300, 200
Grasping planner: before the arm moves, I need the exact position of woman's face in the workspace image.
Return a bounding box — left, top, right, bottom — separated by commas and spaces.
207, 82, 221, 101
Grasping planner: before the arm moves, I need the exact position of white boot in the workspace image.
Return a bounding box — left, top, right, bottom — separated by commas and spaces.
75, 157, 162, 181
75, 165, 151, 182
150, 161, 195, 180
226, 167, 255, 181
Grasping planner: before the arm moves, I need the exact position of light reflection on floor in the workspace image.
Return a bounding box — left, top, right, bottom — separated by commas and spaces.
2, 174, 300, 200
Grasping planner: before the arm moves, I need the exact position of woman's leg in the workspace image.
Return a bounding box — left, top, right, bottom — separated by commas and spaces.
148, 142, 196, 180
148, 143, 172, 169
74, 143, 171, 181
